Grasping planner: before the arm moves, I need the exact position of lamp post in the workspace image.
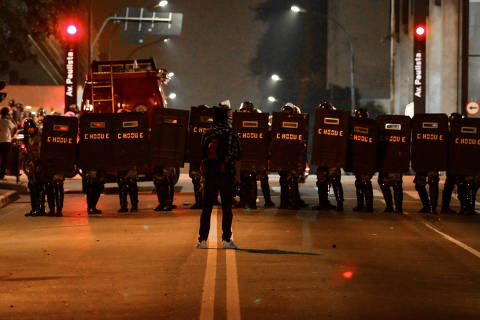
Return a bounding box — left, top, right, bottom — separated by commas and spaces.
291, 5, 356, 113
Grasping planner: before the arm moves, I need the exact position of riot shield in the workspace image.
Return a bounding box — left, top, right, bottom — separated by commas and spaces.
78, 113, 115, 171
232, 112, 269, 171
112, 112, 149, 170
269, 112, 309, 171
411, 113, 448, 172
150, 108, 189, 167
346, 118, 378, 174
448, 117, 480, 176
185, 106, 214, 164
310, 108, 349, 168
376, 115, 411, 173
40, 116, 78, 177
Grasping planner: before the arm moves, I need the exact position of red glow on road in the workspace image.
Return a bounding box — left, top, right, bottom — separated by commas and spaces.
343, 271, 353, 279
415, 26, 425, 36
67, 25, 78, 35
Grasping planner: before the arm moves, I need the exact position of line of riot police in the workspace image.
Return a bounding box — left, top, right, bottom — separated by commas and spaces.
22, 102, 480, 216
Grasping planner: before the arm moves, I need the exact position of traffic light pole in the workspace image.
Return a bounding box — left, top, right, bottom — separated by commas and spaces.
413, 0, 428, 114
90, 14, 175, 60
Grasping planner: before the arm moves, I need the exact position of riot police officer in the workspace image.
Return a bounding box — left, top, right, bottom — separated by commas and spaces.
441, 113, 462, 214
351, 107, 374, 212
278, 103, 308, 210
312, 102, 344, 211
22, 119, 45, 216
237, 101, 258, 209
117, 168, 139, 212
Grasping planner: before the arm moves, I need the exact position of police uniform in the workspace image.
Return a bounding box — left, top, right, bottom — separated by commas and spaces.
312, 103, 344, 211
378, 173, 403, 213
85, 169, 104, 214
117, 168, 138, 212
278, 103, 308, 210
153, 166, 176, 211
351, 108, 374, 212
441, 113, 462, 214
23, 119, 46, 216
189, 162, 204, 209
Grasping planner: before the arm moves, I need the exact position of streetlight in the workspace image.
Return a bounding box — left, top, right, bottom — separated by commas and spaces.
267, 96, 277, 102
168, 93, 177, 99
157, 1, 168, 7
271, 74, 281, 82
168, 72, 175, 78
291, 5, 356, 113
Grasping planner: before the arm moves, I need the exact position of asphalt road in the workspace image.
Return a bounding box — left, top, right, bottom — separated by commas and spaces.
0, 175, 479, 319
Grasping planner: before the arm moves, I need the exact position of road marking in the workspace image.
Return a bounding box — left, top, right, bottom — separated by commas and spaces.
423, 222, 480, 259
302, 221, 312, 251
226, 249, 241, 320
200, 209, 218, 320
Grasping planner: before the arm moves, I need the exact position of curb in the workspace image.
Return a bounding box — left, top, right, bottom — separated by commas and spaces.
0, 190, 19, 208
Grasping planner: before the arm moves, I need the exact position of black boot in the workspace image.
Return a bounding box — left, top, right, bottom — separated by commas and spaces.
45, 182, 56, 216
26, 182, 41, 216
429, 181, 439, 214
278, 174, 289, 209
54, 181, 64, 217
332, 180, 344, 212
416, 184, 431, 213
190, 179, 203, 209
129, 181, 138, 212
441, 176, 456, 214
89, 184, 102, 214
364, 181, 374, 213
118, 188, 128, 213
154, 180, 172, 211
261, 177, 275, 208
313, 181, 331, 210
380, 185, 394, 212
353, 180, 365, 212
393, 184, 403, 213
246, 176, 257, 210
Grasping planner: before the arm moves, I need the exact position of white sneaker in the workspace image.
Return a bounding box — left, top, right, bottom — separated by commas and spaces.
222, 240, 237, 249
196, 240, 207, 249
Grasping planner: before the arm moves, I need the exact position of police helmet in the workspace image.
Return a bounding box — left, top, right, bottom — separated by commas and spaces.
8, 99, 15, 107
448, 112, 462, 122
239, 101, 256, 113
37, 108, 47, 117
353, 107, 369, 119
23, 118, 37, 133
318, 101, 336, 110
281, 102, 295, 114
293, 105, 301, 114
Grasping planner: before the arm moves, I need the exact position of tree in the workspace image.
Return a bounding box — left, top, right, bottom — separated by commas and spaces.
0, 0, 78, 62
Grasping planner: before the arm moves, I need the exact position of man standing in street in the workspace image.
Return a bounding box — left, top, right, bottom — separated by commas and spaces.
0, 107, 16, 179
197, 105, 241, 249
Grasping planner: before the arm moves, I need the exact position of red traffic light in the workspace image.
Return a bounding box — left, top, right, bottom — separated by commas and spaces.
66, 24, 78, 36
415, 25, 425, 37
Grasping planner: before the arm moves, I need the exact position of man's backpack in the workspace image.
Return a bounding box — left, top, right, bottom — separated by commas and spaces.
202, 130, 228, 175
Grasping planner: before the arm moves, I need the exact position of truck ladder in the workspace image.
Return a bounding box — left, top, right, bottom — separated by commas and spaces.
90, 64, 115, 112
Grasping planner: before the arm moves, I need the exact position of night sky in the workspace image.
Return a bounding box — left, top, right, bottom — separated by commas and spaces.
95, 0, 266, 110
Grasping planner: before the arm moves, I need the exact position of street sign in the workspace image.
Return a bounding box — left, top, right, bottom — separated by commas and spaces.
121, 8, 183, 44
465, 100, 480, 116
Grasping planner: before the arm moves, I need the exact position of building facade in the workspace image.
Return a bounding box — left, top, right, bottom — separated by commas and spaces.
391, 0, 478, 116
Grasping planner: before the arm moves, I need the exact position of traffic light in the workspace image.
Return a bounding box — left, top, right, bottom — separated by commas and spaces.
415, 25, 426, 37
0, 81, 6, 103
58, 20, 83, 43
